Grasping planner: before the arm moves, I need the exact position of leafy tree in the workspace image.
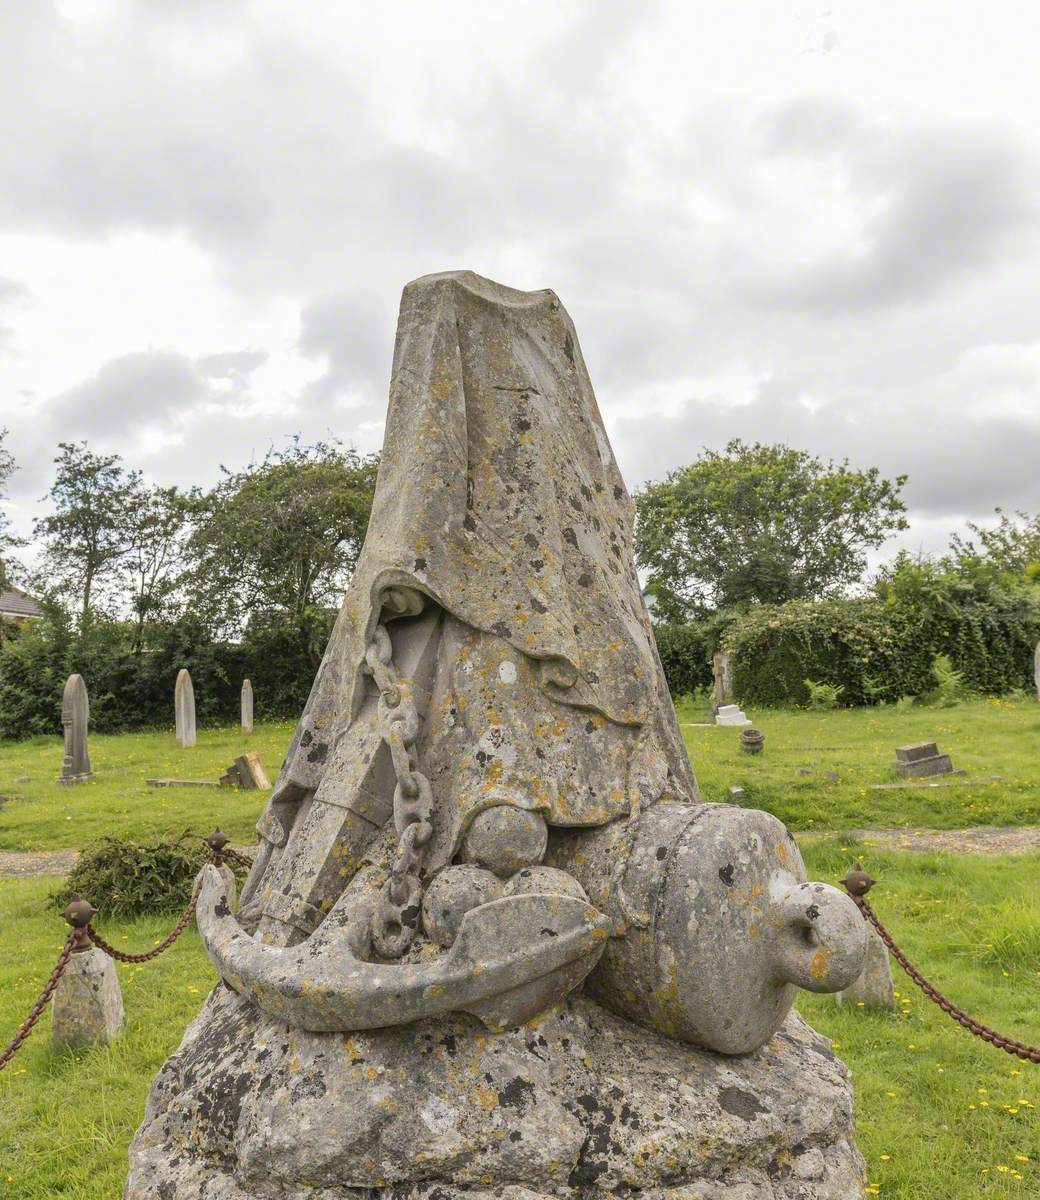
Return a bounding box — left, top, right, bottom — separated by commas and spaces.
187, 440, 378, 664
33, 442, 141, 627
949, 508, 1040, 583
0, 427, 23, 591
635, 440, 908, 619
124, 485, 193, 651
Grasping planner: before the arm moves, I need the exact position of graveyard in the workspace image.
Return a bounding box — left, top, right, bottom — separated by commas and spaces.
1, 699, 1038, 1198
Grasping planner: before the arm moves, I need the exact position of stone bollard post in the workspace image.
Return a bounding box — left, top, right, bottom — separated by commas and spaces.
206, 829, 238, 912
51, 899, 124, 1050
835, 924, 896, 1010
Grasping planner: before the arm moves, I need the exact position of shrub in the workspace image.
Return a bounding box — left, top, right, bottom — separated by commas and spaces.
51, 834, 211, 917
804, 678, 844, 710
930, 653, 966, 707
652, 622, 713, 697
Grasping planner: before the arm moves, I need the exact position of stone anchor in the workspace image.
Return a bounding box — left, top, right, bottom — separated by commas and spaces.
131, 271, 869, 1199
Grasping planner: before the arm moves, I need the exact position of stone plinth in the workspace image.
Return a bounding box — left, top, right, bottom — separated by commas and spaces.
836, 927, 895, 1011
52, 947, 123, 1050
716, 704, 752, 727
126, 989, 864, 1199
893, 742, 952, 778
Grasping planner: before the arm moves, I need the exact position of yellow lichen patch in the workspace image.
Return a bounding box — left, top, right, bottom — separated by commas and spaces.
776, 842, 789, 866
472, 1086, 499, 1110
809, 949, 831, 981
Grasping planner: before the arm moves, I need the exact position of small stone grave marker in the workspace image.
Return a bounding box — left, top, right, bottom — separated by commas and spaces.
241, 679, 254, 733
220, 751, 271, 790
893, 742, 953, 778
175, 669, 197, 748
715, 703, 752, 727
835, 926, 895, 1010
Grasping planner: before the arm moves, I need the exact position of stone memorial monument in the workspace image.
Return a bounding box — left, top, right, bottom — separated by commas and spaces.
127, 272, 868, 1199
58, 673, 94, 785
241, 678, 254, 733
174, 668, 196, 748
1035, 641, 1040, 701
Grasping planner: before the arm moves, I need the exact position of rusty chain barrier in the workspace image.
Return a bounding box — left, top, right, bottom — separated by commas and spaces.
841, 868, 1040, 1065
0, 829, 247, 1072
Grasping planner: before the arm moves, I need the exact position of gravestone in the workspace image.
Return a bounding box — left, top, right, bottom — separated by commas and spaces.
128, 271, 867, 1199
836, 926, 896, 1010
1035, 642, 1040, 701
241, 679, 254, 733
174, 669, 196, 748
58, 674, 94, 785
893, 741, 953, 778
711, 649, 733, 713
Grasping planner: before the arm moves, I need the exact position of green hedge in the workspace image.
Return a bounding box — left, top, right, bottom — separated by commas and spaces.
653, 569, 1040, 708
0, 609, 332, 741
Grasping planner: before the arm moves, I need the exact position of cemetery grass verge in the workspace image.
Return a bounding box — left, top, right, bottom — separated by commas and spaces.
678, 695, 1040, 832
0, 722, 294, 851
3, 700, 1040, 856
1, 846, 1038, 1199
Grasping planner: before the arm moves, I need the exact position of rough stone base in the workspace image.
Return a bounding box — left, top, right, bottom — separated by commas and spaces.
52, 947, 124, 1049
126, 987, 864, 1199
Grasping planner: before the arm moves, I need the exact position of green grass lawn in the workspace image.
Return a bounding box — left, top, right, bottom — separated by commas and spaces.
1, 845, 1037, 1198
2, 698, 1038, 857
0, 723, 294, 851
678, 696, 1040, 831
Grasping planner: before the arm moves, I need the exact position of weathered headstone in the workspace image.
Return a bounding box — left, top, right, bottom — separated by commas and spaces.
52, 948, 124, 1049
711, 649, 733, 713
128, 271, 868, 1198
893, 741, 953, 778
58, 674, 94, 785
1035, 641, 1040, 701
241, 679, 254, 733
836, 925, 896, 1010
174, 669, 196, 748
220, 751, 271, 790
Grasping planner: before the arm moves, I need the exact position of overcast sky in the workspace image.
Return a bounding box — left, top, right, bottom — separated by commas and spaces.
1, 0, 1038, 567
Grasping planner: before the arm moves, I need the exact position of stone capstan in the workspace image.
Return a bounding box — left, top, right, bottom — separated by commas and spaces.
127, 272, 869, 1199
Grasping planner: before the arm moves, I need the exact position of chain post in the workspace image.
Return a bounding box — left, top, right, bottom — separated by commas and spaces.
840, 871, 1040, 1065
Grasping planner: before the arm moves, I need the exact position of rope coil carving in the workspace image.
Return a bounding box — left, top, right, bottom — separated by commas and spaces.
842, 869, 1040, 1065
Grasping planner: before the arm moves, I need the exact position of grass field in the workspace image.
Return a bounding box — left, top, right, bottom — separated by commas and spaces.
0, 722, 295, 850
3, 698, 1039, 855
1, 845, 1036, 1198
677, 695, 1040, 830
1, 704, 1039, 1197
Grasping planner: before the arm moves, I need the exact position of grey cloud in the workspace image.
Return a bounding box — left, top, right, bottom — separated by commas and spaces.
196, 349, 268, 386
298, 290, 393, 409
46, 351, 204, 436
753, 100, 1037, 311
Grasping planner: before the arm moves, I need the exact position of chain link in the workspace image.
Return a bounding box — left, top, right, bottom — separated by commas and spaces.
852, 893, 1040, 1065
363, 618, 434, 959
0, 933, 77, 1072
0, 839, 247, 1071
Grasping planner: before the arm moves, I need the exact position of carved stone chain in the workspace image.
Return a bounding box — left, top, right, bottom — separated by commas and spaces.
364, 622, 435, 959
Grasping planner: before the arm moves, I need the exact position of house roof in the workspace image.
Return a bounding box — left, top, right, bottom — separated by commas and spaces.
0, 587, 45, 618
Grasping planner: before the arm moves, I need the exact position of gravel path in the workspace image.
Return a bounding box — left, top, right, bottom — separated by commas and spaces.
2, 830, 1039, 878
0, 845, 256, 878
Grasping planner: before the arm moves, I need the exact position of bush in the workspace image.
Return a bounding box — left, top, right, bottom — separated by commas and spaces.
50, 834, 212, 917
804, 678, 844, 710
652, 622, 713, 698
930, 653, 966, 707
723, 565, 1040, 708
